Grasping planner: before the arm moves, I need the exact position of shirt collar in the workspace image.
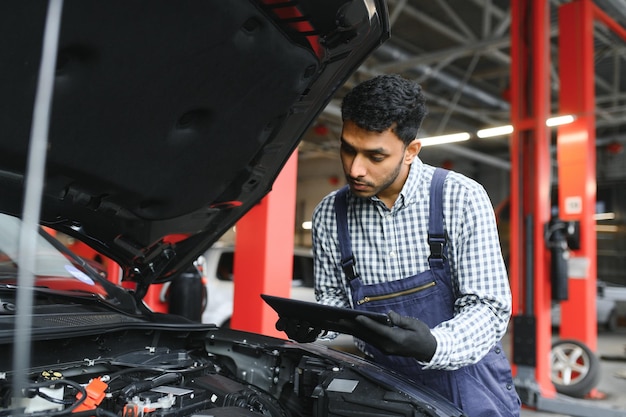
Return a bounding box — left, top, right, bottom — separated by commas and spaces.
396, 158, 423, 208
370, 157, 424, 210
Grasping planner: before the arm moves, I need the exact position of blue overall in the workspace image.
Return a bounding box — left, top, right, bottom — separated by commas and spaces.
334, 168, 520, 417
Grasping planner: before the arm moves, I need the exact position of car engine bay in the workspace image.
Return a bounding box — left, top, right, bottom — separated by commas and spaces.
0, 326, 451, 417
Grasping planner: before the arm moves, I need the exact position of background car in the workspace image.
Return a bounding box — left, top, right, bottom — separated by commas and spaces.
198, 243, 316, 327
551, 281, 622, 332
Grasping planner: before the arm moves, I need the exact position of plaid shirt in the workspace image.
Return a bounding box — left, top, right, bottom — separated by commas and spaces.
312, 158, 511, 370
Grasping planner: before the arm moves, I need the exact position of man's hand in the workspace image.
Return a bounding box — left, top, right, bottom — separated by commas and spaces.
354, 311, 437, 362
275, 317, 323, 343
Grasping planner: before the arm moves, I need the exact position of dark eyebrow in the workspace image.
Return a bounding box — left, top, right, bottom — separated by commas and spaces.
340, 138, 387, 154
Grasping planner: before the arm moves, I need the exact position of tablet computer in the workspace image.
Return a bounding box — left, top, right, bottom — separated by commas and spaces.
261, 294, 391, 335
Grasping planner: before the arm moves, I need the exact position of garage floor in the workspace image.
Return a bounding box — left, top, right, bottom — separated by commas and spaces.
511, 327, 626, 416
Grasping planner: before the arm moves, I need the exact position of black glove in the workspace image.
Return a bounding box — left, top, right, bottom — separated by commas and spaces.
275, 317, 323, 343
354, 310, 437, 362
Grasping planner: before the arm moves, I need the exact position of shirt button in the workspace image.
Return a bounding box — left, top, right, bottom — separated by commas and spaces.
506, 383, 513, 390
389, 251, 396, 257
495, 347, 501, 354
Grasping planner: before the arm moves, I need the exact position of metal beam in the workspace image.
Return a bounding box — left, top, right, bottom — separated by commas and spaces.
373, 36, 510, 72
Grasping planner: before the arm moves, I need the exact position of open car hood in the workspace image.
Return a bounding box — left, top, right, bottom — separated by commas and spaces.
0, 1, 389, 288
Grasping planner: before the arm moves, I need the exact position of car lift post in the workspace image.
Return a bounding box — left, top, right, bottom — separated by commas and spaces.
509, 0, 554, 404
511, 1, 625, 415
231, 151, 298, 337
556, 0, 599, 354
558, 0, 626, 347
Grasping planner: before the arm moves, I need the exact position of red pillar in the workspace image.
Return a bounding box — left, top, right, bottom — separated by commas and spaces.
510, 0, 555, 398
557, 0, 597, 351
231, 151, 298, 337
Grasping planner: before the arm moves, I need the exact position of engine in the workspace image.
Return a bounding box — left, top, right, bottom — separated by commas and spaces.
0, 327, 450, 417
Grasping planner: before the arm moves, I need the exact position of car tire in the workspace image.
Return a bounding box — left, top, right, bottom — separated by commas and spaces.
550, 339, 600, 398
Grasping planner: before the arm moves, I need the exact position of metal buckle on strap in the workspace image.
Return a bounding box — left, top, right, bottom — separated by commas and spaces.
341, 256, 359, 280
428, 234, 446, 260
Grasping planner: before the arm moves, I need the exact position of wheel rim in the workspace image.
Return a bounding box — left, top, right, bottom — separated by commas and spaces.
551, 342, 591, 385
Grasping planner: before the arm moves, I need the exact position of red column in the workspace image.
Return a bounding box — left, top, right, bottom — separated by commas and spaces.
231, 151, 298, 337
510, 0, 555, 397
556, 0, 626, 351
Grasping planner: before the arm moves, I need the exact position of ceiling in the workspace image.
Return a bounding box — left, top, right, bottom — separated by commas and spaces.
299, 0, 626, 171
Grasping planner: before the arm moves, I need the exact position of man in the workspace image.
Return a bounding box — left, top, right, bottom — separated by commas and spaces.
278, 74, 520, 417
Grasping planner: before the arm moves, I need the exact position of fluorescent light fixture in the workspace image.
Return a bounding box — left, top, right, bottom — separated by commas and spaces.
419, 132, 471, 147
596, 225, 618, 233
546, 114, 575, 127
301, 221, 312, 230
594, 212, 615, 221
477, 125, 513, 138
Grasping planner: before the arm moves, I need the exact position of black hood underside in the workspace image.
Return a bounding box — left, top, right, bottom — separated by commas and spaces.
0, 0, 389, 287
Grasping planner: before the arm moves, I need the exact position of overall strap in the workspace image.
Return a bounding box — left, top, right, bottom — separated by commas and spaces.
334, 186, 358, 280
428, 168, 449, 266
333, 167, 450, 280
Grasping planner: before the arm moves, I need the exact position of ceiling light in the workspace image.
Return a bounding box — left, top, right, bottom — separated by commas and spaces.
419, 132, 471, 147
596, 225, 618, 233
546, 114, 575, 127
477, 125, 514, 138
594, 212, 615, 221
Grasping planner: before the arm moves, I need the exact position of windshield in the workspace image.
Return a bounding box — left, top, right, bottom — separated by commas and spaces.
0, 213, 113, 299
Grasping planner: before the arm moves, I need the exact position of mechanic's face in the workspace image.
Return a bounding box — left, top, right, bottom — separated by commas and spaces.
340, 120, 421, 208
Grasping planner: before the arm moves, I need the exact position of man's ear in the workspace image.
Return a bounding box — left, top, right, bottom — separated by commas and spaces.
404, 139, 422, 164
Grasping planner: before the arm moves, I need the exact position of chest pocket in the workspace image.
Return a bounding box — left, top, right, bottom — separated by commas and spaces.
350, 268, 452, 328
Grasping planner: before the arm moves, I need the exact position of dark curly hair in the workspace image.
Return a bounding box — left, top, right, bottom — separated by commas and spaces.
341, 74, 428, 146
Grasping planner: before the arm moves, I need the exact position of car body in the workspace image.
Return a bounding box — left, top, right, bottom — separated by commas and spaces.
0, 215, 461, 417
0, 1, 466, 417
199, 244, 316, 327
551, 281, 625, 332
599, 282, 626, 327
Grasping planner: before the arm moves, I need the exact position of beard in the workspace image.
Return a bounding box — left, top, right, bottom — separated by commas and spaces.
345, 157, 404, 199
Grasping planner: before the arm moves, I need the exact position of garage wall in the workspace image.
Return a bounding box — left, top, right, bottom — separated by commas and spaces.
296, 156, 345, 247
597, 142, 626, 182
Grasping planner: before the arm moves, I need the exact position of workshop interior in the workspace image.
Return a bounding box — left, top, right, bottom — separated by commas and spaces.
1, 1, 625, 417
